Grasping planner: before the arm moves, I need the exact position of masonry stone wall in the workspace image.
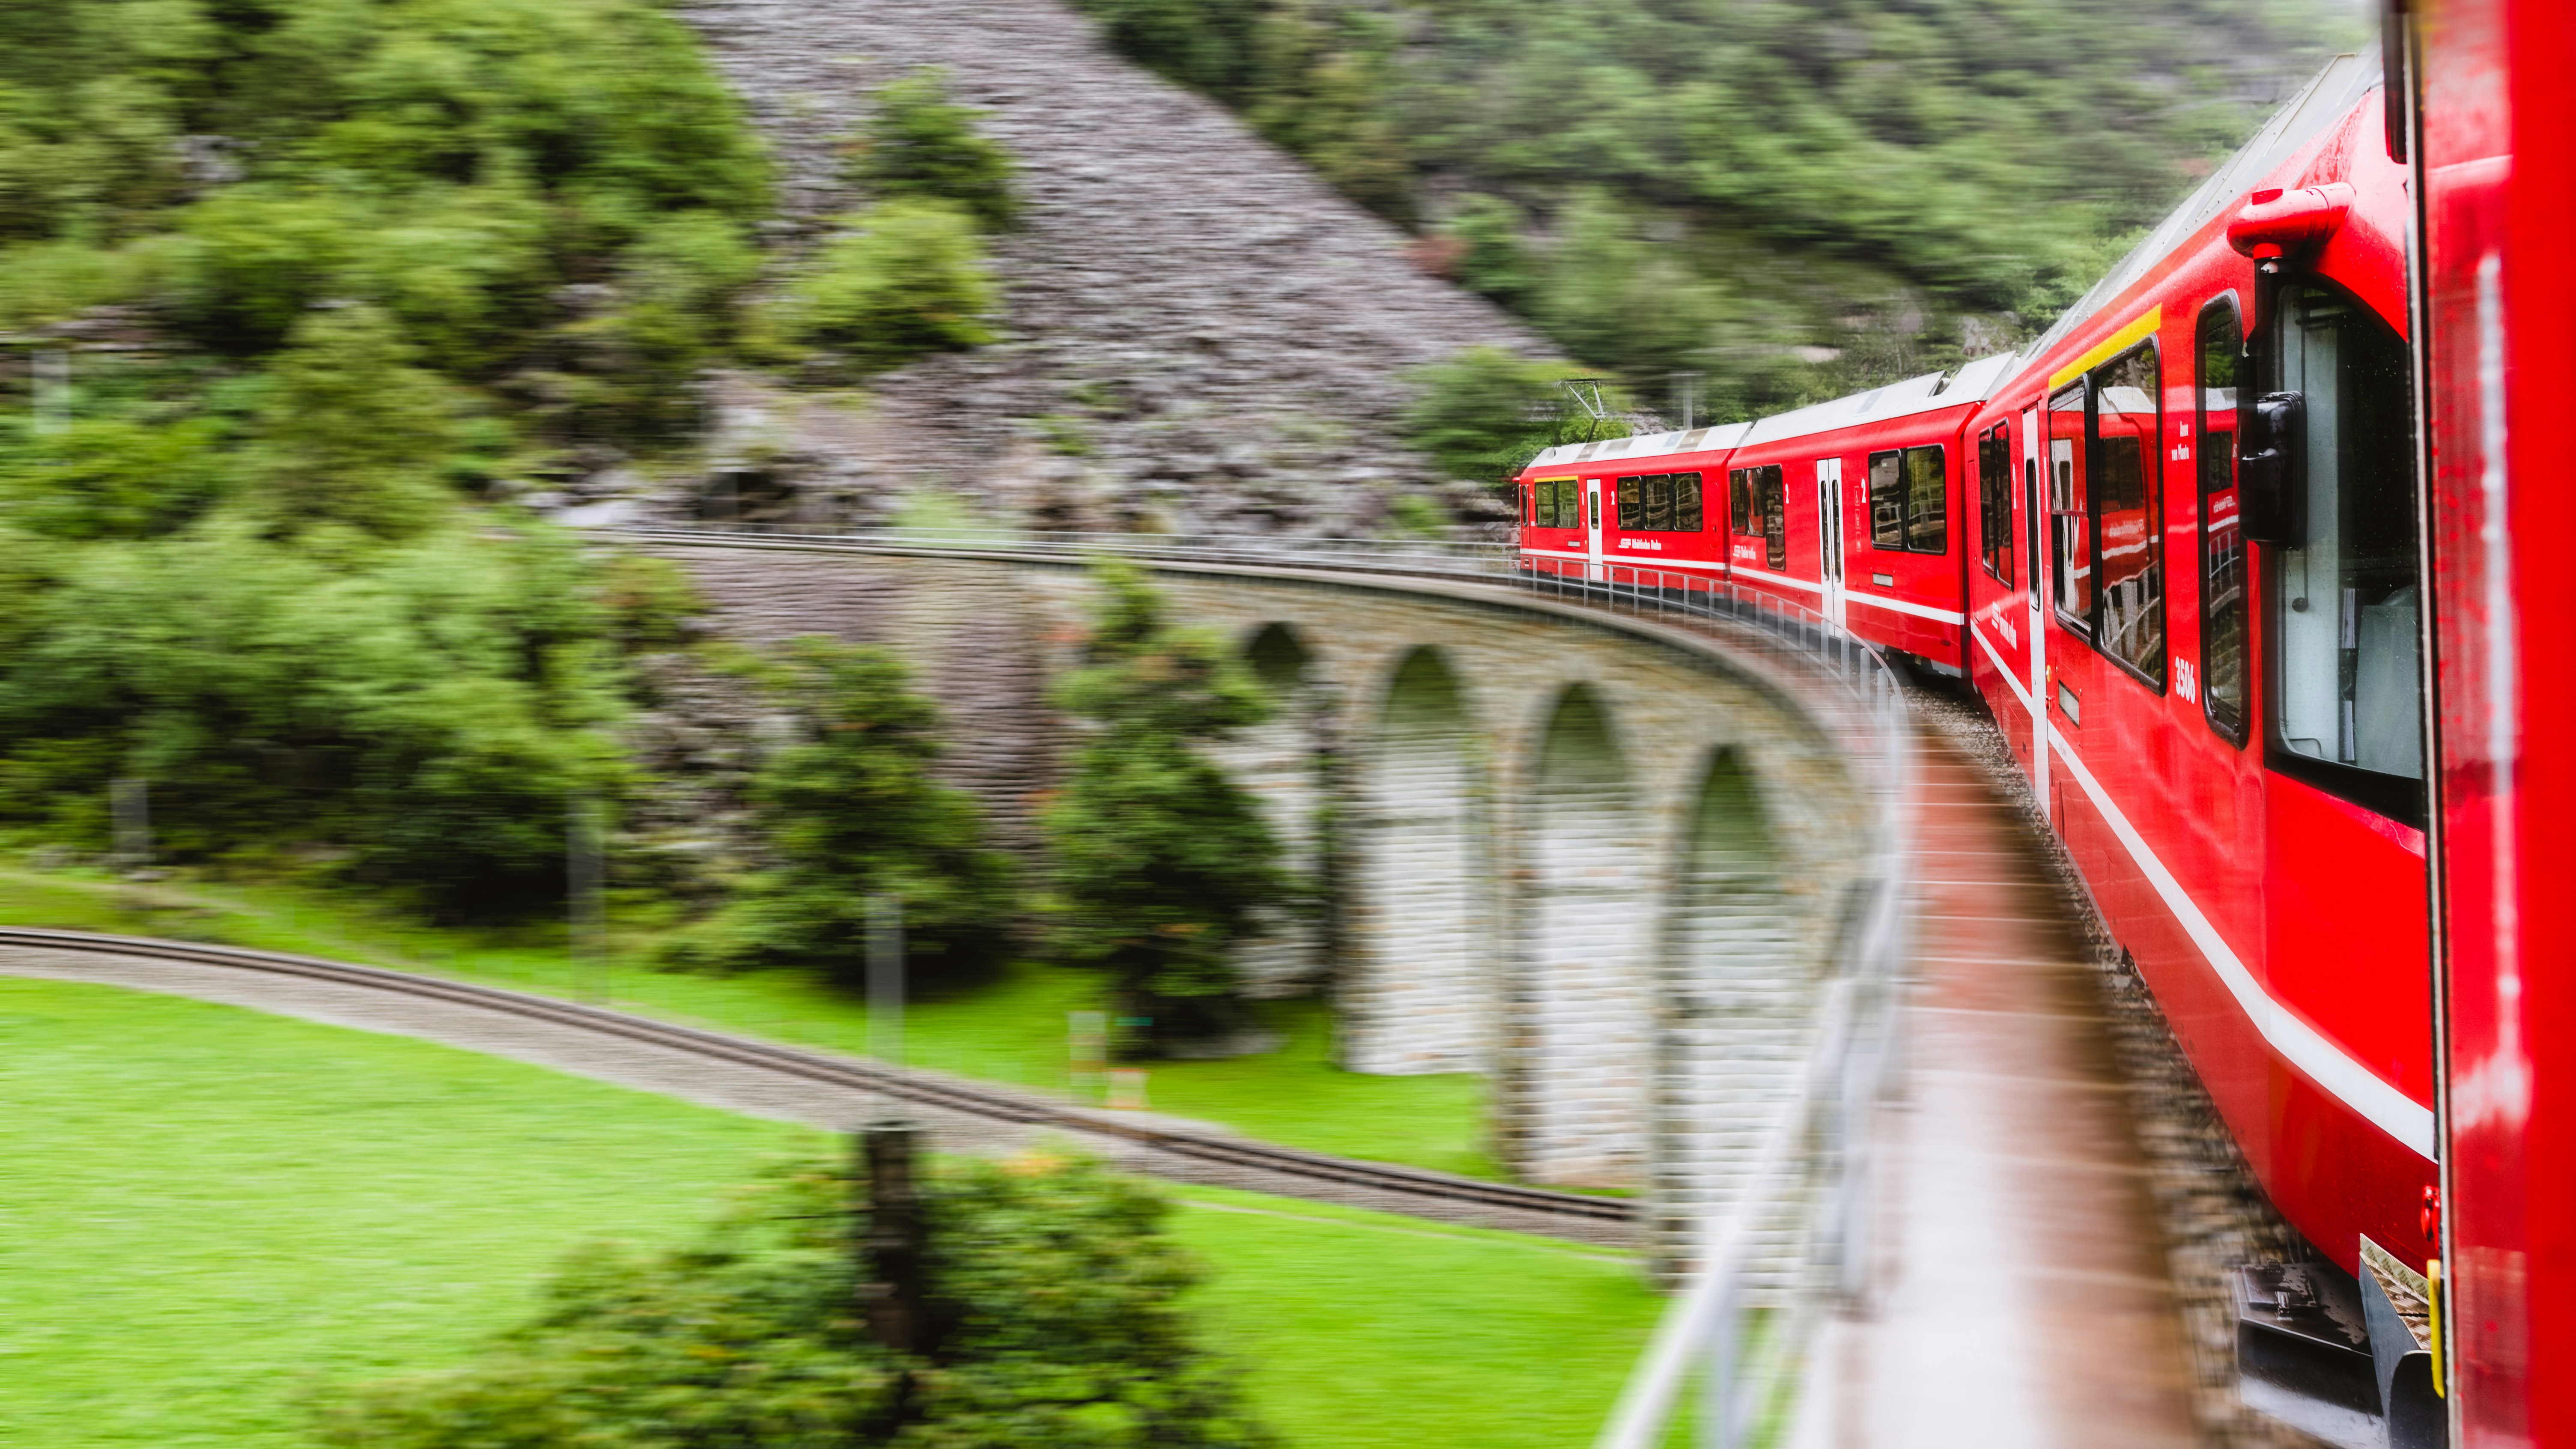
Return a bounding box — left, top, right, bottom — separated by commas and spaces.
1210, 623, 1329, 999
1345, 647, 1491, 1075
655, 540, 1873, 1271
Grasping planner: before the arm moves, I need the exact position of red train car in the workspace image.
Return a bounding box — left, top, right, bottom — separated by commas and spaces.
1962, 51, 2436, 1312
1517, 423, 1749, 589
2415, 0, 2576, 1441
1513, 356, 2012, 677
1715, 354, 2013, 673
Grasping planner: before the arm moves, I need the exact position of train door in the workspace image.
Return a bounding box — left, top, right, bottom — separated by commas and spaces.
1584, 477, 1605, 581
1817, 458, 1846, 627
2023, 405, 2049, 817
2249, 267, 2435, 1266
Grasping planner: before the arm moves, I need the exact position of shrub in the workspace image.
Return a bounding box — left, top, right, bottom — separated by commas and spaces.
850, 69, 1021, 232
1399, 346, 1628, 487
169, 184, 367, 353
1043, 562, 1289, 1053
316, 1152, 1274, 1449
781, 201, 999, 370
664, 638, 1016, 988
556, 209, 768, 435
0, 414, 229, 540
1445, 194, 1535, 311
597, 552, 708, 653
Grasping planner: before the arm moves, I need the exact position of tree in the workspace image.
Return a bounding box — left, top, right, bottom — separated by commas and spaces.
244, 304, 459, 538
667, 638, 1016, 988
1044, 562, 1289, 1053
850, 69, 1021, 232
0, 519, 630, 916
316, 1152, 1274, 1449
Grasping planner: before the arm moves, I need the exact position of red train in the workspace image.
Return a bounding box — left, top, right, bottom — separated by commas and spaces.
1517, 16, 2573, 1440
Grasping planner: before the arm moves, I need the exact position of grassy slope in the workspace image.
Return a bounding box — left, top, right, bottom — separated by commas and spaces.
0, 976, 1658, 1448
0, 867, 1497, 1178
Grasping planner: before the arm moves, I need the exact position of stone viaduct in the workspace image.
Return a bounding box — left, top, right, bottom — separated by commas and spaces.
649, 537, 1885, 1266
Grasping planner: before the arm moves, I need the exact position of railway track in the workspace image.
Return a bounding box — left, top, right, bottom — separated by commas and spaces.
0, 926, 1635, 1243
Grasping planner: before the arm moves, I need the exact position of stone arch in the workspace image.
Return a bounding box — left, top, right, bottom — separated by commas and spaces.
1649, 747, 1811, 1280
1514, 682, 1654, 1188
1341, 646, 1488, 1075
1222, 623, 1326, 997
1241, 621, 1311, 697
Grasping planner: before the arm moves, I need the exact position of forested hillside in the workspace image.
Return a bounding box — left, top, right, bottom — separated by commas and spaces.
1071, 0, 2361, 414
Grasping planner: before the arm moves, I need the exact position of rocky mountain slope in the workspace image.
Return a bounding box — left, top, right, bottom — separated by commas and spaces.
665, 0, 1558, 536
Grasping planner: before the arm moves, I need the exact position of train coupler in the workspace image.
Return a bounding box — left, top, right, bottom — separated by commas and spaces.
2233, 1251, 2448, 1449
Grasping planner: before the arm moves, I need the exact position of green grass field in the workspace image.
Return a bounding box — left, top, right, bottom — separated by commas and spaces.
0, 976, 1661, 1448
0, 866, 1499, 1178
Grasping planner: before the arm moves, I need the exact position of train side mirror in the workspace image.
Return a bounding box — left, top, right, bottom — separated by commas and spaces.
2239, 391, 2306, 545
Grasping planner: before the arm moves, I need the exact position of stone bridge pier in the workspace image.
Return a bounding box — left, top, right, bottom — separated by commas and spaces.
653, 541, 1878, 1270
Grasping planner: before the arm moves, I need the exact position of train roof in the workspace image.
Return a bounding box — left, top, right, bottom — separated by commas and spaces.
1526, 421, 1752, 472
1522, 350, 2015, 473
2018, 50, 2380, 365
1735, 351, 2018, 448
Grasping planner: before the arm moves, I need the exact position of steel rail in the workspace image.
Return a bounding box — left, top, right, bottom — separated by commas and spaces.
0, 925, 1633, 1228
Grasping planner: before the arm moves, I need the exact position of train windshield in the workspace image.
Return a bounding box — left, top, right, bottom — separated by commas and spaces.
2269, 278, 2422, 811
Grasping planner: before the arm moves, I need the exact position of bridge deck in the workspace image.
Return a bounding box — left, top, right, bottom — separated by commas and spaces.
1796, 723, 2200, 1448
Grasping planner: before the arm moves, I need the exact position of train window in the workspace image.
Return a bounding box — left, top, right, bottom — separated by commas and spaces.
1532, 478, 1573, 528
1756, 465, 1788, 569
1869, 452, 1906, 548
1866, 447, 1947, 554
1611, 474, 1702, 532
1904, 447, 1945, 552
2049, 382, 2093, 634
2093, 342, 2165, 685
2266, 277, 2422, 821
1728, 470, 1751, 533
2198, 298, 2249, 743
1978, 426, 2015, 585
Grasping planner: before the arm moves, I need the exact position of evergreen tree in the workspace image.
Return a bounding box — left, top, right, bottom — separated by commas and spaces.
1044, 562, 1289, 1053
669, 638, 1016, 988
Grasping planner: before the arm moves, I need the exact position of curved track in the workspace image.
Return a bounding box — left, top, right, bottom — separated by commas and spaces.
0, 927, 1634, 1245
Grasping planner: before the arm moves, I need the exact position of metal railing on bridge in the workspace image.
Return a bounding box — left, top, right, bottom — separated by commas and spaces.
609, 519, 1917, 1449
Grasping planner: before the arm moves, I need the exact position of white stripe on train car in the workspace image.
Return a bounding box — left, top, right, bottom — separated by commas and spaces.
1840, 590, 1968, 626
1727, 564, 1825, 594
1518, 547, 1724, 572
1968, 623, 2437, 1161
